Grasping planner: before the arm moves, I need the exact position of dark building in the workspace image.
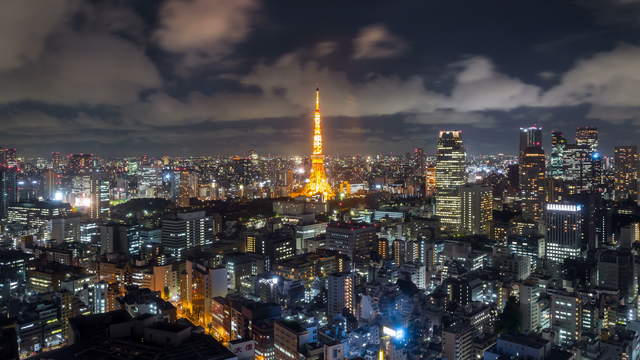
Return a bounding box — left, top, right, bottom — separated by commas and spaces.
0, 167, 17, 220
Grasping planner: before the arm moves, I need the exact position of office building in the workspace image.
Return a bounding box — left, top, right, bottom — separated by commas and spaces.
549, 131, 567, 179
519, 126, 543, 162
544, 203, 584, 263
435, 131, 466, 231
161, 211, 215, 258
549, 291, 582, 346
0, 167, 17, 219
89, 175, 110, 220
324, 222, 377, 269
460, 184, 492, 235
575, 126, 598, 153
519, 147, 546, 220
614, 145, 639, 200
595, 249, 635, 300
508, 235, 545, 271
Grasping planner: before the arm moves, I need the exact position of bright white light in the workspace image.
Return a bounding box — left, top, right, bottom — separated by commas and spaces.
546, 203, 581, 212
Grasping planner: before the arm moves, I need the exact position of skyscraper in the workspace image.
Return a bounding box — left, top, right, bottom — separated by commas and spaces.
435, 131, 466, 231
544, 203, 584, 263
89, 175, 110, 220
575, 126, 598, 153
291, 89, 334, 200
519, 282, 541, 334
563, 144, 598, 193
0, 167, 17, 219
549, 131, 566, 179
519, 147, 546, 221
51, 152, 63, 173
327, 272, 355, 320
177, 169, 198, 207
614, 145, 639, 200
519, 126, 542, 162
460, 184, 493, 235
42, 169, 59, 200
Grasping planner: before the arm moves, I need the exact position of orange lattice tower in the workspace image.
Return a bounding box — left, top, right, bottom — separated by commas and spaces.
291, 88, 335, 200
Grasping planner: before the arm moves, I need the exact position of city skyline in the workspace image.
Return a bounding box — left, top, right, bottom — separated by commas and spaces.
5, 3, 640, 360
3, 1, 640, 155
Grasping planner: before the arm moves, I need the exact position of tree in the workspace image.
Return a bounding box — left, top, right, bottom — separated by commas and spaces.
495, 296, 520, 334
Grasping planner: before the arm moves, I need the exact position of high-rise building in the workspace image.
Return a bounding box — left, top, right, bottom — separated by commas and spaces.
0, 148, 17, 168
377, 238, 389, 259
442, 322, 474, 360
519, 126, 543, 161
435, 131, 466, 231
291, 89, 334, 200
161, 211, 215, 258
67, 153, 93, 173
460, 184, 493, 235
89, 175, 110, 220
0, 167, 17, 219
392, 239, 405, 265
176, 169, 198, 207
327, 272, 355, 320
544, 203, 584, 263
42, 169, 59, 200
549, 291, 582, 346
563, 144, 598, 192
425, 165, 436, 197
549, 131, 566, 179
519, 147, 546, 220
575, 126, 598, 153
595, 249, 635, 300
51, 152, 63, 173
324, 222, 377, 269
614, 145, 639, 200
519, 282, 541, 334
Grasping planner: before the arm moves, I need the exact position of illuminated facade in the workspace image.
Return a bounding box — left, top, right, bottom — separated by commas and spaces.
89, 175, 110, 220
327, 272, 355, 320
614, 145, 639, 200
519, 126, 542, 162
435, 131, 466, 231
291, 89, 335, 200
575, 126, 598, 153
549, 131, 566, 179
460, 184, 493, 235
544, 203, 583, 263
519, 147, 546, 221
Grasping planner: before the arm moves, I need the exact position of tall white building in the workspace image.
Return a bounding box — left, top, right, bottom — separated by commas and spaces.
519, 282, 541, 334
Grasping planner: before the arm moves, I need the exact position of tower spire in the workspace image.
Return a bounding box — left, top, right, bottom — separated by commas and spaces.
290, 87, 335, 200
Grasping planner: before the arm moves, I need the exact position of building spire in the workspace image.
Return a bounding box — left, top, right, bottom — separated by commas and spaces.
315, 88, 320, 112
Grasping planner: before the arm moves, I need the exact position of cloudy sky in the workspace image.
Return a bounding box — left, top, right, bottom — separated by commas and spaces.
2, 0, 640, 156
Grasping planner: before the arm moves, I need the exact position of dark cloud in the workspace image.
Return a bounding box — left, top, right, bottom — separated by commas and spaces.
1, 0, 640, 156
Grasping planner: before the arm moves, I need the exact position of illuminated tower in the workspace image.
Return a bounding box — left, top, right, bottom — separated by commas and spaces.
435, 130, 466, 231
520, 147, 546, 220
292, 89, 335, 199
614, 145, 639, 201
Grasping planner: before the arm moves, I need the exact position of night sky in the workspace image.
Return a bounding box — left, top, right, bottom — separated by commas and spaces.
2, 0, 640, 156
